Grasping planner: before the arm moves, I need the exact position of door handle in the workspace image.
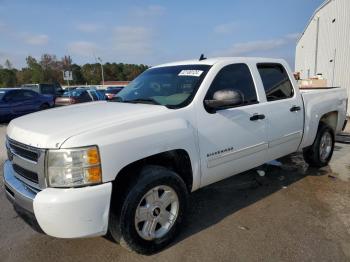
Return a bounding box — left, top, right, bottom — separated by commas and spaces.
290, 105, 301, 112
250, 114, 265, 121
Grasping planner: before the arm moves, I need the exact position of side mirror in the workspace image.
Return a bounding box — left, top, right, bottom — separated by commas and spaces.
204, 89, 244, 111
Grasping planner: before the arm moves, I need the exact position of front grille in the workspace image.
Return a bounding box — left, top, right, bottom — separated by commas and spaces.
8, 140, 39, 162
13, 164, 39, 183
7, 137, 46, 189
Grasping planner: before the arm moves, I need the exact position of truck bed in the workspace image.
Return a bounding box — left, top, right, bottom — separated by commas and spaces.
299, 87, 348, 149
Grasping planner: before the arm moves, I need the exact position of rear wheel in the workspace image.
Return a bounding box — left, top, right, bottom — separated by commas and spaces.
39, 103, 50, 110
109, 165, 188, 254
303, 123, 335, 167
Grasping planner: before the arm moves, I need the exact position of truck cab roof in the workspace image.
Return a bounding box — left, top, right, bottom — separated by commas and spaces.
153, 57, 288, 68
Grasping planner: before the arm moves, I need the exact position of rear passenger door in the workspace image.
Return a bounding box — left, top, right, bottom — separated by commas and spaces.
256, 63, 304, 160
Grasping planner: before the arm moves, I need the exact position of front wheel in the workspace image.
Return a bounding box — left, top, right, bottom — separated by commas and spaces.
109, 166, 188, 254
303, 123, 335, 167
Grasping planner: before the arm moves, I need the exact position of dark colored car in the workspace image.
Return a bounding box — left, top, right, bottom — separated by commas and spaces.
0, 88, 54, 122
55, 89, 103, 106
96, 89, 106, 100
22, 83, 64, 98
105, 86, 124, 100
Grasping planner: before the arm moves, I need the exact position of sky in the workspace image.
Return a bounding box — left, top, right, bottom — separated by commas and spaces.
0, 0, 324, 69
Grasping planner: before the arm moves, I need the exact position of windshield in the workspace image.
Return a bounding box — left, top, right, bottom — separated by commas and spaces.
115, 65, 211, 108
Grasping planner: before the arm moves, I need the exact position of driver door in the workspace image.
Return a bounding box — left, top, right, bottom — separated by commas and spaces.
196, 63, 268, 187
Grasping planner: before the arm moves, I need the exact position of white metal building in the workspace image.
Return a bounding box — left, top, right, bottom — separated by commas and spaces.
295, 0, 350, 114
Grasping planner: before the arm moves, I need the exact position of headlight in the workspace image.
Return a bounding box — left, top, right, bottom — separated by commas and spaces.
47, 146, 102, 187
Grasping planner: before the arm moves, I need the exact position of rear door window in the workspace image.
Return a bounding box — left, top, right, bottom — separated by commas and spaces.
22, 90, 38, 98
11, 90, 27, 102
257, 63, 294, 101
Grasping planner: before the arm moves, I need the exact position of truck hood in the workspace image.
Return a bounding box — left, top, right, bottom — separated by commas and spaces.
7, 101, 168, 148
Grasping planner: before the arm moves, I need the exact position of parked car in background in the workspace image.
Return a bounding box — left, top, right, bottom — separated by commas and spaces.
96, 89, 106, 100
0, 88, 54, 122
105, 86, 124, 100
22, 83, 63, 98
63, 87, 78, 92
55, 88, 103, 106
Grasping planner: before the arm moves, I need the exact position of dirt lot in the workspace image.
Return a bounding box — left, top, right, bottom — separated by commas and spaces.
0, 123, 349, 262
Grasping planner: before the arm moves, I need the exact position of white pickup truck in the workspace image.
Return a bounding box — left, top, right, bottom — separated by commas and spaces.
3, 57, 348, 254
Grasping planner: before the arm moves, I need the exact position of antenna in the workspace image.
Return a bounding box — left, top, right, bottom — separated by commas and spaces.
199, 54, 207, 61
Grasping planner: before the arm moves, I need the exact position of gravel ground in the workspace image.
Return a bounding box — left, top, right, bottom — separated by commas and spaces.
0, 123, 349, 262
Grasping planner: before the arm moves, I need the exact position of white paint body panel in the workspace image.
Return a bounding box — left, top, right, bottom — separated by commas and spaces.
33, 183, 112, 238
6, 57, 348, 239
299, 87, 348, 149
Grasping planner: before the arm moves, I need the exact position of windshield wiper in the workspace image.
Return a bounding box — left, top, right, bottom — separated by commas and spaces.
109, 97, 174, 108
123, 98, 161, 105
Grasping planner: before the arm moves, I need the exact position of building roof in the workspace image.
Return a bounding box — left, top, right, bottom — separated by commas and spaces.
297, 0, 332, 43
102, 81, 130, 86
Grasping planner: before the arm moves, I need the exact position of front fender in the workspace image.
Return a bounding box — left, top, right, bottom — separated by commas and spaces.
61, 115, 201, 191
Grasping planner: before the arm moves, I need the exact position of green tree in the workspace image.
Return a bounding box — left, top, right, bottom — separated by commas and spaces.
0, 69, 17, 87
71, 64, 85, 84
25, 56, 44, 83
40, 54, 63, 83
81, 63, 101, 85
11, 54, 148, 85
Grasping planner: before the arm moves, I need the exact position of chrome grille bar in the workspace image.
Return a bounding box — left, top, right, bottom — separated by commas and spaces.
6, 137, 47, 190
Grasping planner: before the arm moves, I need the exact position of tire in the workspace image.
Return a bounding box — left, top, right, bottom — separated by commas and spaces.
109, 165, 188, 254
303, 123, 335, 167
39, 103, 49, 110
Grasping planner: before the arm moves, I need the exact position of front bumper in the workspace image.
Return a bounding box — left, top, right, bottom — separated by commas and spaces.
3, 160, 112, 238
4, 160, 37, 213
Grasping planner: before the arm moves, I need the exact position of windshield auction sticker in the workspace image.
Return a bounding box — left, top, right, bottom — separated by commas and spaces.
178, 70, 203, 77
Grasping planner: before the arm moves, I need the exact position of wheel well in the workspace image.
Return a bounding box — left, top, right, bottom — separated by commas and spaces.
320, 111, 338, 132
113, 149, 193, 193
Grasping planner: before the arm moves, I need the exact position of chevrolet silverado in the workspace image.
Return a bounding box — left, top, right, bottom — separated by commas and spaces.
3, 57, 348, 254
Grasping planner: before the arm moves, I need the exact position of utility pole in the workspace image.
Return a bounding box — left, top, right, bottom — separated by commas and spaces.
94, 56, 104, 88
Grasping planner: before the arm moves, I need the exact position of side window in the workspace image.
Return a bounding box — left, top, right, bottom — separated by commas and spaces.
22, 90, 38, 98
41, 84, 54, 95
3, 91, 16, 101
11, 90, 26, 101
257, 63, 294, 101
89, 91, 98, 100
205, 63, 258, 106
80, 91, 91, 100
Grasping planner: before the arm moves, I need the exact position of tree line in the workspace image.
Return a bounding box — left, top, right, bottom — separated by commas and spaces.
0, 54, 149, 87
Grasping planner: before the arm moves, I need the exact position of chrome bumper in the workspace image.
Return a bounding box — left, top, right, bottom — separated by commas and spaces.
3, 160, 38, 213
